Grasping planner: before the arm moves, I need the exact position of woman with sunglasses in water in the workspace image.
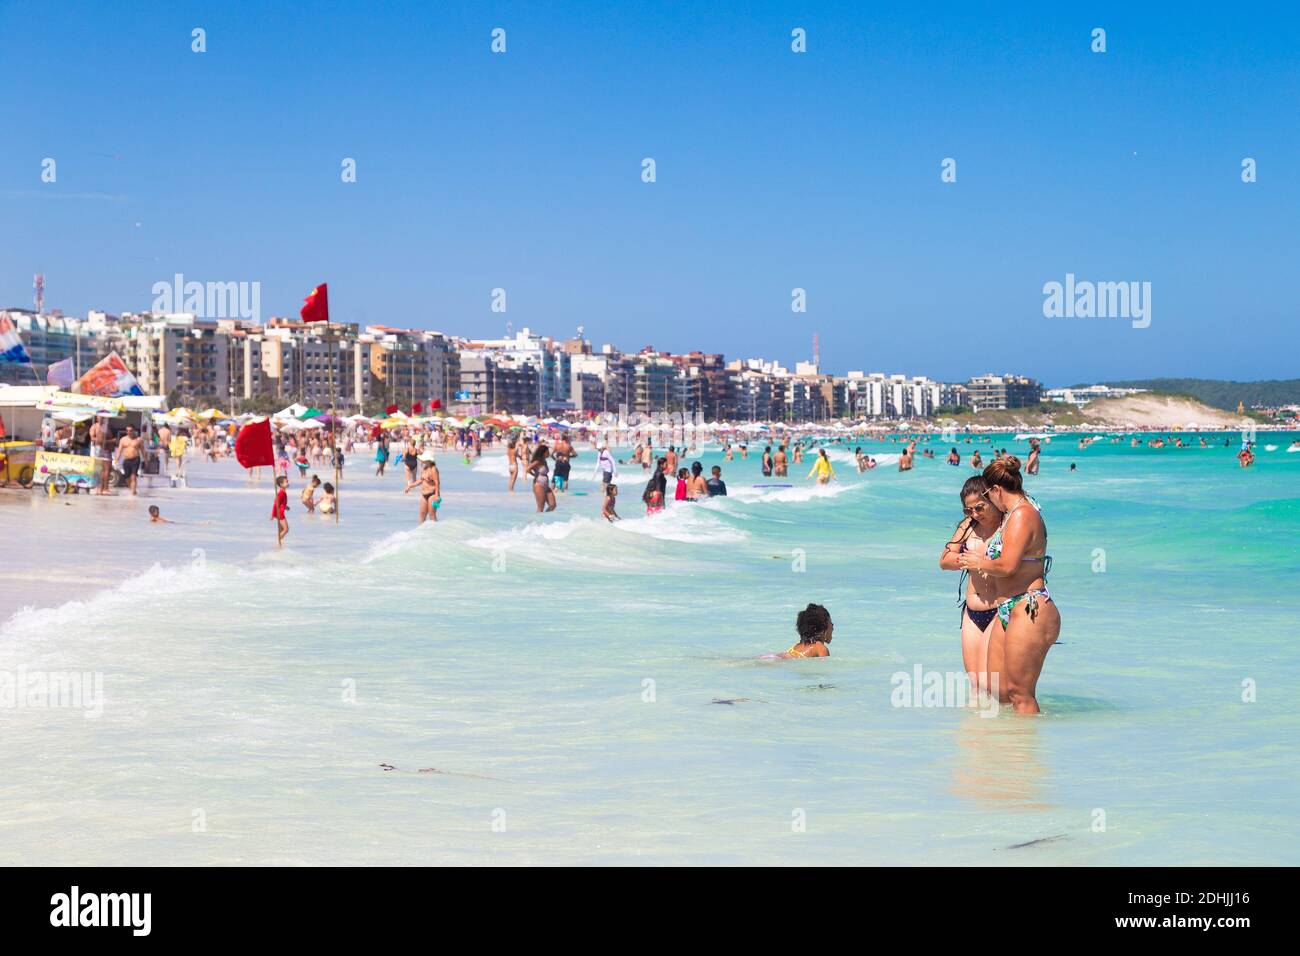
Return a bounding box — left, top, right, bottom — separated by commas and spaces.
957, 456, 1060, 714
940, 476, 1003, 697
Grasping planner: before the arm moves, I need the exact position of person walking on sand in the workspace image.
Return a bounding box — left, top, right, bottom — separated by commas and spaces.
117, 426, 145, 496
271, 475, 290, 547
170, 430, 189, 482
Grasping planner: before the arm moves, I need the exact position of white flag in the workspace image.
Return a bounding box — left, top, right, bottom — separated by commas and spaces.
47, 357, 75, 388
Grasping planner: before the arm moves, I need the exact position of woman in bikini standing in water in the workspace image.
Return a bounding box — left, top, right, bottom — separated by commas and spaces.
939, 476, 1003, 697
957, 457, 1060, 714
403, 454, 442, 524
527, 443, 557, 513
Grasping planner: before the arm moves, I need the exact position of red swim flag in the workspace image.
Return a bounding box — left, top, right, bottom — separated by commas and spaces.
384, 404, 399, 416
411, 401, 422, 415
235, 417, 275, 468
300, 283, 329, 323
429, 398, 442, 410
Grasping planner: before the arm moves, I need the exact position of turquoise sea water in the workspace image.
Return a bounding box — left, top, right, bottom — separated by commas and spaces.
2, 431, 1297, 865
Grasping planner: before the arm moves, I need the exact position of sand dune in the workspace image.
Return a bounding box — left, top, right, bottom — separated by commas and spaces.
1076, 394, 1246, 429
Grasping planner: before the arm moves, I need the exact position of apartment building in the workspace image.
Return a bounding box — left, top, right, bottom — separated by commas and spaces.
966, 374, 1042, 410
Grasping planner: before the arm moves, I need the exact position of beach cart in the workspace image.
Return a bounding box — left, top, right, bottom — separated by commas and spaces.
34, 449, 99, 494
0, 440, 37, 488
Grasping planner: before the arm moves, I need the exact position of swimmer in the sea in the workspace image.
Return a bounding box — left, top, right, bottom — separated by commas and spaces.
602, 483, 620, 522
148, 505, 174, 524
776, 603, 833, 658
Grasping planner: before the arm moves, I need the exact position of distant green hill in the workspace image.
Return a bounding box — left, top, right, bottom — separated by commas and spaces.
1069, 379, 1300, 411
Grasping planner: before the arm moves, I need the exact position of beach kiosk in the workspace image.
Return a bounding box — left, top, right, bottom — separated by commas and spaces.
0, 385, 167, 492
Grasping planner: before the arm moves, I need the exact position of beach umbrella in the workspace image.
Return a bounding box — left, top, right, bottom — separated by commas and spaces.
297, 407, 325, 420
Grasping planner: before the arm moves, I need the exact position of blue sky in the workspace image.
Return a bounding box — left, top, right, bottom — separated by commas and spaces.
2, 1, 1297, 385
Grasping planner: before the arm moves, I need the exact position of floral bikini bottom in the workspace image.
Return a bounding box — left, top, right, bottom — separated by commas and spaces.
997, 588, 1052, 629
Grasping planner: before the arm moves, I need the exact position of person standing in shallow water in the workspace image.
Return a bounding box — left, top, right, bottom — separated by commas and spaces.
807, 448, 836, 485
940, 475, 1003, 697
506, 437, 520, 492
527, 444, 557, 513
404, 454, 441, 524
687, 461, 708, 499
642, 456, 668, 514
271, 475, 290, 547
957, 456, 1060, 714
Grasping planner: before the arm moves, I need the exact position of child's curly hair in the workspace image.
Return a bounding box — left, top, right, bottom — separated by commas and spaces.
795, 603, 832, 644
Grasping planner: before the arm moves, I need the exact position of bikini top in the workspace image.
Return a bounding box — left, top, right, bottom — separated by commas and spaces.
985, 496, 1051, 574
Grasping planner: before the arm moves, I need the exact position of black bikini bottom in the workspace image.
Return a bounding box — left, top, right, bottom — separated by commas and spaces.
963, 603, 997, 631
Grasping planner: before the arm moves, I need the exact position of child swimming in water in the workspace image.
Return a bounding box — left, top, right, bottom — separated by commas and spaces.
602, 483, 620, 522
777, 603, 833, 658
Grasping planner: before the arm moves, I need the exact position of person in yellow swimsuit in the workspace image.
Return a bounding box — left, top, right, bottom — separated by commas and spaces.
169, 432, 189, 479
807, 448, 836, 485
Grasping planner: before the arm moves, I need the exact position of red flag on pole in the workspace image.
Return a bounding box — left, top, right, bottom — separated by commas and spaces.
300, 283, 329, 323
385, 404, 399, 416
235, 418, 275, 468
411, 401, 422, 415
429, 398, 442, 410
